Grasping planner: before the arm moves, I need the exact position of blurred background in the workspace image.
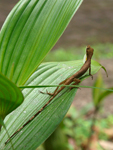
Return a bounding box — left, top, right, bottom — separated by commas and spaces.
0, 0, 113, 149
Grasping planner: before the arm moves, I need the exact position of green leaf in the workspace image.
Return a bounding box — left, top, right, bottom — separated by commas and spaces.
0, 73, 24, 127
0, 0, 83, 86
0, 117, 14, 150
97, 87, 113, 104
92, 68, 109, 106
0, 60, 101, 150
92, 73, 104, 106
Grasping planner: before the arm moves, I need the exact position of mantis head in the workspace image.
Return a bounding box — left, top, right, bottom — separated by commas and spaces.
86, 45, 94, 60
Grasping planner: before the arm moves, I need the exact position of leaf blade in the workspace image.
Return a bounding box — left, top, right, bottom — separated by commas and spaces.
0, 0, 83, 85
0, 73, 24, 129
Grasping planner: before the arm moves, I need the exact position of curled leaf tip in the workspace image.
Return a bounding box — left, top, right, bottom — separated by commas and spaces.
101, 65, 108, 77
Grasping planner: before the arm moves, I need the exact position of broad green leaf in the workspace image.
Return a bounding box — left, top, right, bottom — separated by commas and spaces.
0, 73, 24, 130
0, 0, 83, 86
0, 60, 102, 150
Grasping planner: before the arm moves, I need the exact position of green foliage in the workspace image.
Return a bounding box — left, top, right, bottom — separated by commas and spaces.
0, 73, 23, 129
92, 43, 113, 59
44, 48, 85, 62
0, 60, 102, 149
41, 72, 113, 150
44, 123, 68, 150
92, 73, 113, 107
0, 0, 83, 86
0, 0, 109, 149
1, 0, 96, 149
62, 106, 113, 149
44, 43, 113, 62
92, 73, 105, 106
0, 118, 14, 150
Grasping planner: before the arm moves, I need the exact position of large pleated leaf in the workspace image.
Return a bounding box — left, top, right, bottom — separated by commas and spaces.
0, 73, 24, 130
0, 0, 83, 86
0, 60, 102, 150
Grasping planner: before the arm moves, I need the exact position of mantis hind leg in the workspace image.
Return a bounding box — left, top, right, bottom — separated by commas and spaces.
40, 78, 68, 96
69, 78, 81, 90
47, 78, 68, 96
